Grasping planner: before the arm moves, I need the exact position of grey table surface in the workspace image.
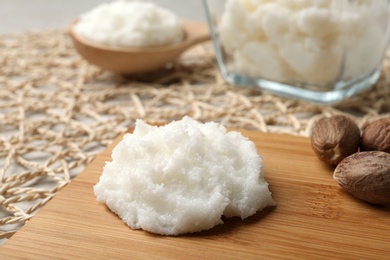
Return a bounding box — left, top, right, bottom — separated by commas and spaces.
0, 0, 206, 34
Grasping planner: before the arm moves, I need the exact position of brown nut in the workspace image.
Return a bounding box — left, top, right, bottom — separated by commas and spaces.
333, 151, 390, 205
361, 118, 390, 153
311, 115, 360, 165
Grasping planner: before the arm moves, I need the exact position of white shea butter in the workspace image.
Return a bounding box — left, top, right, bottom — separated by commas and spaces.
75, 1, 184, 47
94, 117, 275, 235
219, 0, 390, 86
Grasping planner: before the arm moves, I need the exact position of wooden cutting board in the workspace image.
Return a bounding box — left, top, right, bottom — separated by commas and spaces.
2, 130, 390, 259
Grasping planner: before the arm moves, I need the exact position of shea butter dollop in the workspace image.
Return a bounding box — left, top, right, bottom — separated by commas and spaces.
94, 117, 275, 235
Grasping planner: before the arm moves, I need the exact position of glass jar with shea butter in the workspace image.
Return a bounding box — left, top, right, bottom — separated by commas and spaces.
203, 0, 390, 104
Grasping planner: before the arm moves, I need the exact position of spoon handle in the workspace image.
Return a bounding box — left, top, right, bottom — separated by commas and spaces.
183, 21, 211, 46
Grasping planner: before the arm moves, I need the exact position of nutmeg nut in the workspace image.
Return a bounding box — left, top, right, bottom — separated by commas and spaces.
311, 115, 360, 165
333, 151, 390, 205
361, 118, 390, 153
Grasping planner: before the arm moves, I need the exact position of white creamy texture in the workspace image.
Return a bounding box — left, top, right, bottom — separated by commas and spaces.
220, 0, 390, 86
75, 1, 184, 47
94, 116, 275, 235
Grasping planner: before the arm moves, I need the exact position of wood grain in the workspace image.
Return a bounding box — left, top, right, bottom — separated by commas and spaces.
1, 130, 390, 259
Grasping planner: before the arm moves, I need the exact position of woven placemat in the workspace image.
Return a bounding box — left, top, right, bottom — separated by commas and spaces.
0, 30, 389, 243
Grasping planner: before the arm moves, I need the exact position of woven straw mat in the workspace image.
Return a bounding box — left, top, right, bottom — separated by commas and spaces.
0, 30, 389, 243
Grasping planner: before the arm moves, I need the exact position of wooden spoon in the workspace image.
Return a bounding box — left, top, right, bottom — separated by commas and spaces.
68, 20, 211, 74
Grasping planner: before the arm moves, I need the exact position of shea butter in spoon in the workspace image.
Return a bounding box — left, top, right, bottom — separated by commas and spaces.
68, 1, 210, 74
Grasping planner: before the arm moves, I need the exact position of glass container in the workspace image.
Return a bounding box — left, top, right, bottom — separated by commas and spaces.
203, 0, 390, 104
